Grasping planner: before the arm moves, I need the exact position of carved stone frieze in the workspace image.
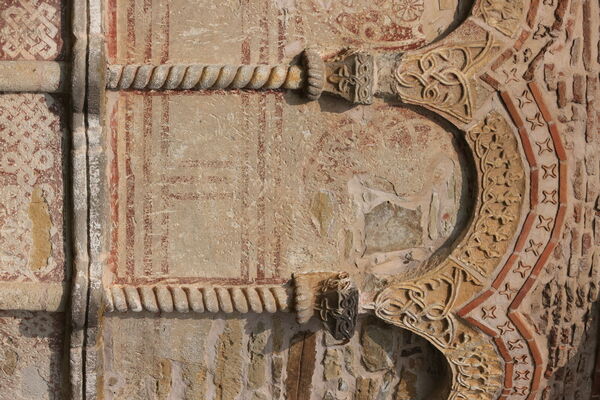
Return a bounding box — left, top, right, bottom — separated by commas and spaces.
457, 112, 525, 276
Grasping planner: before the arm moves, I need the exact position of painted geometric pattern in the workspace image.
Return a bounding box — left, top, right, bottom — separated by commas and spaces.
0, 0, 63, 60
0, 94, 65, 282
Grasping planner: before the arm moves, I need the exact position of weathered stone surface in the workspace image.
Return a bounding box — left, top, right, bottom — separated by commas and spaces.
285, 331, 317, 400
323, 348, 343, 381
214, 320, 244, 400
248, 324, 269, 390
106, 93, 463, 283
2, 0, 600, 398
355, 377, 379, 400
360, 321, 395, 372
102, 315, 213, 399
364, 202, 423, 254
0, 312, 65, 399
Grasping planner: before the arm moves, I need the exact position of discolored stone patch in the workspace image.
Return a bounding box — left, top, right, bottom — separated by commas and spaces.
28, 187, 52, 271
364, 202, 423, 254
0, 94, 65, 282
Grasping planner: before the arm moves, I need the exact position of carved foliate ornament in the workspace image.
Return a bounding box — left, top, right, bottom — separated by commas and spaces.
324, 51, 375, 104
373, 112, 525, 399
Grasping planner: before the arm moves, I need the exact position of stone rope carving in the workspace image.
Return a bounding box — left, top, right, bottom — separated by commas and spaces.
106, 63, 305, 91
302, 48, 325, 100
105, 48, 378, 105
105, 284, 290, 314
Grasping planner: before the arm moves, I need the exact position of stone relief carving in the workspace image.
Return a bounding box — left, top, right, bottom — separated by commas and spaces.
106, 283, 290, 313
324, 51, 374, 104
372, 111, 524, 399
0, 94, 64, 281
457, 112, 525, 275
315, 272, 359, 341
394, 36, 497, 123
106, 63, 305, 91
479, 0, 523, 37
0, 0, 62, 60
2, 0, 599, 397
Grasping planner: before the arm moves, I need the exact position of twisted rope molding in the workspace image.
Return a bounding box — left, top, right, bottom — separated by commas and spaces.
106, 50, 326, 100
107, 63, 305, 91
105, 284, 291, 314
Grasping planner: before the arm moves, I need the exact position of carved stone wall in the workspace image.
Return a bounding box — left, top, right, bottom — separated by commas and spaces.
0, 0, 598, 399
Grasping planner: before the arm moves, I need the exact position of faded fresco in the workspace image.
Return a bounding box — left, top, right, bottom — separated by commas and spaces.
0, 0, 599, 399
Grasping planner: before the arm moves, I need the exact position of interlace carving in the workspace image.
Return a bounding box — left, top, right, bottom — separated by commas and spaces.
374, 265, 477, 349
325, 51, 375, 104
0, 94, 63, 279
373, 112, 524, 399
0, 0, 59, 60
394, 37, 495, 122
374, 264, 503, 399
315, 272, 358, 341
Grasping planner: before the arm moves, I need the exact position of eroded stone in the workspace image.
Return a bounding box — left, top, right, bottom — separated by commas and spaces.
364, 202, 423, 254
360, 321, 395, 372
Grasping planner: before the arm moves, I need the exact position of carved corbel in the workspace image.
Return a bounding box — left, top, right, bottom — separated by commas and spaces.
322, 50, 375, 104
293, 272, 359, 341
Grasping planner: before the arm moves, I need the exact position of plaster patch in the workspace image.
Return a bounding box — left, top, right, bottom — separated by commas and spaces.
27, 186, 52, 271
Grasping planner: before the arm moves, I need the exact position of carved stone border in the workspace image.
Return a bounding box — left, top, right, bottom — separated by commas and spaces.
369, 0, 567, 398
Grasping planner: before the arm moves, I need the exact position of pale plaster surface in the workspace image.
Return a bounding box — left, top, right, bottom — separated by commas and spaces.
0, 0, 599, 398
